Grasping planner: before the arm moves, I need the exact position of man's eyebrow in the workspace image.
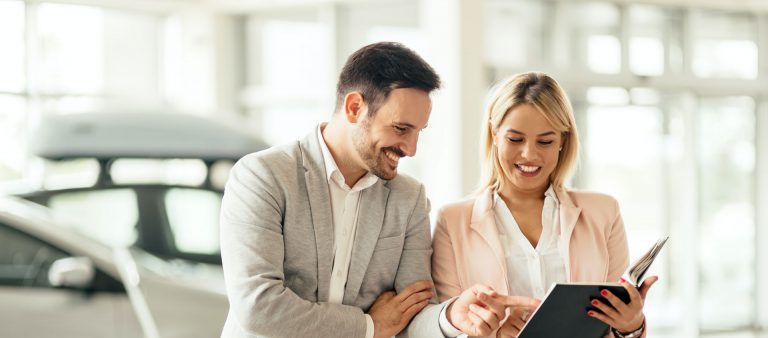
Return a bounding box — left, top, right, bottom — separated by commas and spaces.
394, 122, 428, 130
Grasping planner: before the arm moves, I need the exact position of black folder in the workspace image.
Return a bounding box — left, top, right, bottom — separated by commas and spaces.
517, 283, 630, 338
517, 236, 669, 338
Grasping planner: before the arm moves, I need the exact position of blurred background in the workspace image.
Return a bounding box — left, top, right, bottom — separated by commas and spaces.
0, 0, 766, 337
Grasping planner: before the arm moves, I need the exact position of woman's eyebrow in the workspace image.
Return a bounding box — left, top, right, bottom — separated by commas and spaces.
506, 129, 556, 137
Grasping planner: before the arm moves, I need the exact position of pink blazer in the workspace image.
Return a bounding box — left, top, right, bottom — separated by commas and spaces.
432, 187, 636, 337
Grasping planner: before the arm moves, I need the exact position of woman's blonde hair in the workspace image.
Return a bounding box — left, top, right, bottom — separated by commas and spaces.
478, 72, 579, 193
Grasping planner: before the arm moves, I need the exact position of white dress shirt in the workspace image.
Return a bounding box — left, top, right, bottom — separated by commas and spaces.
319, 126, 458, 338
436, 187, 569, 338
493, 185, 567, 299
317, 126, 379, 338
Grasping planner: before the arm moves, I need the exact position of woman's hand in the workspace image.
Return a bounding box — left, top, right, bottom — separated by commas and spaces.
496, 306, 537, 338
447, 285, 540, 337
587, 276, 658, 333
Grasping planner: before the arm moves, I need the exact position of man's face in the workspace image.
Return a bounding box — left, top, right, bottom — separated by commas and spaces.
351, 88, 432, 180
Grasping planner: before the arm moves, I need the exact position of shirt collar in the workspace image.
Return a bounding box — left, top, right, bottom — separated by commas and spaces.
493, 184, 560, 205
317, 124, 378, 191
544, 184, 559, 204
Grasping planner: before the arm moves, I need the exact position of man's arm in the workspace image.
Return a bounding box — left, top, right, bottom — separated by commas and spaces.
392, 184, 446, 338
220, 156, 366, 337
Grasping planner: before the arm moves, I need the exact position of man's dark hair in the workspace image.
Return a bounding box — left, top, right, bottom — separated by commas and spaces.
335, 42, 441, 117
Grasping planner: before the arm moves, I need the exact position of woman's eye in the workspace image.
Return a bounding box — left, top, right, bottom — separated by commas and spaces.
507, 138, 523, 143
538, 140, 554, 145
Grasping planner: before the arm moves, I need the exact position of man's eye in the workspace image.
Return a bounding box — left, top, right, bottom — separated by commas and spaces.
394, 126, 407, 133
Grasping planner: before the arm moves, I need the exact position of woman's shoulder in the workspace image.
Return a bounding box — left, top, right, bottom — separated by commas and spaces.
560, 188, 620, 214
437, 197, 476, 218
558, 189, 621, 221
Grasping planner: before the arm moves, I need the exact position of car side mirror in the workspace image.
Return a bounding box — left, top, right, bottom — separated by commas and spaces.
48, 257, 95, 289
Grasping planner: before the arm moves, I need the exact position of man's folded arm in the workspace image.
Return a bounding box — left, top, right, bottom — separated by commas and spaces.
394, 185, 453, 338
220, 158, 366, 338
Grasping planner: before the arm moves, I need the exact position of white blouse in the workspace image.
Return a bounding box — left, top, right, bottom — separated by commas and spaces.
493, 186, 568, 299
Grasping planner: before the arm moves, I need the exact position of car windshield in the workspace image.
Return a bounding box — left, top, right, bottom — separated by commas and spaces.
47, 188, 139, 247
44, 187, 223, 260
163, 188, 221, 255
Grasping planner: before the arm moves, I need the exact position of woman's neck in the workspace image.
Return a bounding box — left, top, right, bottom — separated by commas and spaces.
497, 182, 549, 207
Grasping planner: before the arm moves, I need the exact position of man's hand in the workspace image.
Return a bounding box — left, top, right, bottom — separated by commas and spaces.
368, 280, 434, 338
448, 284, 540, 337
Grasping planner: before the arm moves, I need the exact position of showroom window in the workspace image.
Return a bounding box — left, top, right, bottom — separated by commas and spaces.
0, 1, 188, 189
486, 1, 766, 336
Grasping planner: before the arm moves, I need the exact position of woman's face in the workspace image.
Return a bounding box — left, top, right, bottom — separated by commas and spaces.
493, 103, 563, 194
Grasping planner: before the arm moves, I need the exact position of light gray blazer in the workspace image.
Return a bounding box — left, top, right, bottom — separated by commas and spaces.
220, 128, 446, 338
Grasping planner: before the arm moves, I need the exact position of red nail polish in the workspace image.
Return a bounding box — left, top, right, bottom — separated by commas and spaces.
588, 311, 595, 316
620, 278, 626, 283
591, 300, 598, 306
600, 290, 608, 296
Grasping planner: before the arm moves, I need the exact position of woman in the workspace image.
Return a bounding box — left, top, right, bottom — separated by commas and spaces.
432, 72, 656, 338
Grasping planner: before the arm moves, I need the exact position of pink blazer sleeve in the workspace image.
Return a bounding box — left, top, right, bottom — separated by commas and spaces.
603, 197, 647, 338
431, 207, 463, 302
605, 197, 630, 283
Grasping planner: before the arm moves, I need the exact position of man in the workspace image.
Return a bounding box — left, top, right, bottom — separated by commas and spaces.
220, 42, 537, 338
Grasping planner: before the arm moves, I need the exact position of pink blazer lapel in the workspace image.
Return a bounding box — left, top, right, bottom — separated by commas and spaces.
555, 187, 582, 281
469, 189, 509, 291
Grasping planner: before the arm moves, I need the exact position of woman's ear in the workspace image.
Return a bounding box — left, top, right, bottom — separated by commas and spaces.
489, 121, 497, 146
559, 132, 568, 152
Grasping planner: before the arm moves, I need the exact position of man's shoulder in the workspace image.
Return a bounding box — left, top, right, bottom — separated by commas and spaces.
387, 172, 425, 195
236, 141, 301, 170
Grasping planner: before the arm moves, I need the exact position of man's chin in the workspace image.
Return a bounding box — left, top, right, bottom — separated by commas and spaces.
371, 166, 397, 180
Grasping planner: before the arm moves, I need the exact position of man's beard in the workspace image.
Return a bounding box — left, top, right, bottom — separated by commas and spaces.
352, 122, 403, 180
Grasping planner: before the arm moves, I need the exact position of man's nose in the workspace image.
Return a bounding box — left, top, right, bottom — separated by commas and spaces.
402, 133, 418, 157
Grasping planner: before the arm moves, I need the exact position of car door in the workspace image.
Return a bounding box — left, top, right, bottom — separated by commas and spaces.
0, 221, 142, 338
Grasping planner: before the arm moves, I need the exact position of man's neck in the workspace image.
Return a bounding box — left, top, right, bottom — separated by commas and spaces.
321, 120, 368, 187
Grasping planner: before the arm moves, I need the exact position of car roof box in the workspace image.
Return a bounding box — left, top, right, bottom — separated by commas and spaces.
30, 112, 268, 161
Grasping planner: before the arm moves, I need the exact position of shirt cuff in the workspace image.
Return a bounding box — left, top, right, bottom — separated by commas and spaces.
439, 297, 464, 337
365, 314, 374, 338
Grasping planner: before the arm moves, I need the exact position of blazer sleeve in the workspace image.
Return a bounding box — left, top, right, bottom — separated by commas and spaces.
219, 157, 366, 338
604, 199, 648, 338
396, 184, 451, 338
430, 207, 463, 302
605, 197, 630, 283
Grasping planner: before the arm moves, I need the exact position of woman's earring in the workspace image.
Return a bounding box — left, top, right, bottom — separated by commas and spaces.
559, 147, 563, 152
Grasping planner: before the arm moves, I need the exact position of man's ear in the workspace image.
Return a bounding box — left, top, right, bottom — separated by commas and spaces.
343, 92, 366, 123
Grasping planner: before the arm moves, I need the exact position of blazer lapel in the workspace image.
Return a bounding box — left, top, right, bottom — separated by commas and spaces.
469, 189, 509, 289
300, 128, 334, 302
343, 181, 390, 304
555, 187, 582, 281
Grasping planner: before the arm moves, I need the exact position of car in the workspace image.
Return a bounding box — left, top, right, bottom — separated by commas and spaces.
15, 112, 268, 266
0, 196, 228, 338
